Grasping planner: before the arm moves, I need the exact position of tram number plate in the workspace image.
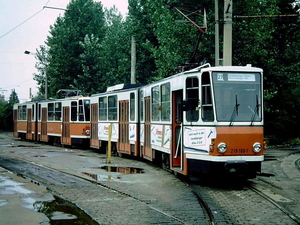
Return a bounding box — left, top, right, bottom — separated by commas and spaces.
231, 149, 248, 154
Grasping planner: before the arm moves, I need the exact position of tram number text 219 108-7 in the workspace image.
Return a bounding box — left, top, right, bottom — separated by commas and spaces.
231, 149, 249, 154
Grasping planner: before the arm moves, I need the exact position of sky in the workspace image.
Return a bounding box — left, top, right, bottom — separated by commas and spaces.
0, 0, 128, 102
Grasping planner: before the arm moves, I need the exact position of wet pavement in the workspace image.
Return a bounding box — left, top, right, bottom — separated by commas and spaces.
0, 133, 207, 224
0, 132, 299, 225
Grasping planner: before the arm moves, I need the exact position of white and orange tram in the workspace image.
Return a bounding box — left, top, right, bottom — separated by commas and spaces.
13, 96, 91, 146
89, 64, 266, 178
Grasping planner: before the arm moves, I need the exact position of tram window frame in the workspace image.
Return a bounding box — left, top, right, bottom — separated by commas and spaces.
152, 86, 160, 121
48, 103, 54, 121
84, 100, 90, 122
161, 83, 171, 121
140, 90, 144, 122
38, 104, 41, 121
48, 102, 62, 121
32, 104, 35, 121
55, 102, 62, 121
71, 101, 77, 121
79, 100, 84, 121
201, 72, 214, 122
130, 92, 135, 121
18, 105, 27, 120
108, 95, 118, 121
186, 77, 200, 122
99, 96, 107, 121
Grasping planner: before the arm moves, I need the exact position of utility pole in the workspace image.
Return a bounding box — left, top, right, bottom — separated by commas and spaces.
223, 0, 233, 66
131, 36, 136, 84
215, 0, 220, 66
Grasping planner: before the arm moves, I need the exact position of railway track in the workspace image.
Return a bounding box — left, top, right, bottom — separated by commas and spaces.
247, 183, 300, 225
182, 174, 299, 225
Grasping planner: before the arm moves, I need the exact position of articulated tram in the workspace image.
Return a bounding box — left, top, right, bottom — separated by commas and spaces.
14, 64, 266, 178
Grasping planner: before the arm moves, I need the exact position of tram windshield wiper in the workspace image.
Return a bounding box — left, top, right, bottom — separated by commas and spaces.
229, 93, 240, 126
250, 95, 260, 126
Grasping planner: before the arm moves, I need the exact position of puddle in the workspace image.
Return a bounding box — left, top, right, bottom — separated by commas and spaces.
32, 155, 46, 158
34, 195, 99, 224
0, 199, 8, 206
94, 166, 144, 174
82, 172, 120, 181
11, 144, 37, 148
0, 175, 98, 224
82, 166, 144, 182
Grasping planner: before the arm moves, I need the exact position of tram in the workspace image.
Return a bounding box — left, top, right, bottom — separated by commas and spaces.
89, 63, 266, 178
13, 64, 266, 178
13, 95, 91, 146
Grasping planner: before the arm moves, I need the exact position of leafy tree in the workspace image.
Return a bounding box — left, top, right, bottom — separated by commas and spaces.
233, 0, 300, 143
0, 89, 19, 131
35, 0, 106, 98
127, 0, 214, 83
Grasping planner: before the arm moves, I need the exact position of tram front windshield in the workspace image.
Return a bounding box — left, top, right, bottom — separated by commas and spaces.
212, 72, 262, 122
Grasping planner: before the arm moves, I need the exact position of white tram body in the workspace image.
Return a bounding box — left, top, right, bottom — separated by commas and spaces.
90, 64, 266, 178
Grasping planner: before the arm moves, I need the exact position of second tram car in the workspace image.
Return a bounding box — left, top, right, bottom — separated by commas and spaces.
89, 64, 266, 178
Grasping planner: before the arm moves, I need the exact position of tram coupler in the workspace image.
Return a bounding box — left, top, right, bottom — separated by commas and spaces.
224, 160, 246, 176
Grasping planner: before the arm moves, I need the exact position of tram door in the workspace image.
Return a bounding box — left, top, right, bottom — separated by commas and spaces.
171, 90, 184, 171
90, 104, 100, 148
41, 108, 48, 142
119, 100, 130, 153
13, 109, 18, 138
62, 107, 71, 145
143, 97, 153, 160
26, 108, 32, 140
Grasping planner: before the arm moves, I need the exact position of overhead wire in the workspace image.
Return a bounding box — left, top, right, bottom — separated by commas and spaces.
0, 0, 51, 40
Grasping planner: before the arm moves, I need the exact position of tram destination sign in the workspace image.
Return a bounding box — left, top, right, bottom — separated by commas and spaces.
216, 73, 256, 82
228, 73, 256, 82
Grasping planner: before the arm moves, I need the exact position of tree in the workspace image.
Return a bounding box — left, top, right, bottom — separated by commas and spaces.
127, 0, 214, 83
233, 0, 300, 143
0, 89, 19, 131
35, 0, 106, 98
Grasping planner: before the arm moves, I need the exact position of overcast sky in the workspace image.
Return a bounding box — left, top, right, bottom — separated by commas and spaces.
0, 0, 128, 102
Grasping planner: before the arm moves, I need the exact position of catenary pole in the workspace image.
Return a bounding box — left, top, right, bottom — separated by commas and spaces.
223, 0, 232, 66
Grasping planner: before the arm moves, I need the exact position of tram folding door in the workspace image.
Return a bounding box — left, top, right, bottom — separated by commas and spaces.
13, 109, 18, 138
41, 108, 48, 142
118, 100, 130, 154
143, 97, 153, 160
26, 108, 33, 140
171, 90, 184, 172
90, 104, 100, 148
62, 107, 71, 145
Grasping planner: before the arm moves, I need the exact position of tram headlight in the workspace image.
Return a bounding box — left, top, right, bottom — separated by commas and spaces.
217, 143, 227, 153
85, 130, 90, 135
253, 142, 262, 153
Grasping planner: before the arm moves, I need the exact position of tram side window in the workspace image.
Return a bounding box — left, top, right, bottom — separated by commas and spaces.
71, 102, 77, 121
152, 86, 160, 121
32, 104, 35, 121
48, 103, 54, 121
161, 83, 170, 121
55, 103, 62, 121
38, 104, 41, 121
99, 97, 107, 121
202, 72, 214, 122
84, 100, 90, 121
186, 77, 199, 122
130, 93, 135, 121
108, 95, 117, 121
48, 103, 61, 121
18, 105, 27, 120
140, 90, 144, 121
79, 100, 84, 121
